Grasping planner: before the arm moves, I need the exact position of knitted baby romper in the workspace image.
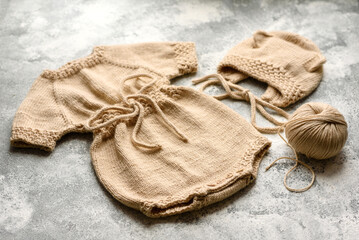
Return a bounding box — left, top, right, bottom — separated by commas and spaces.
10, 42, 271, 217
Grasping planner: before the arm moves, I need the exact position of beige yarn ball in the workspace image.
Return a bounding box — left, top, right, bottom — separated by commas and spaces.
285, 102, 348, 160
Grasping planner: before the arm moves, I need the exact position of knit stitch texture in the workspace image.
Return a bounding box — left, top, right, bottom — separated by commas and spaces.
217, 31, 326, 107
11, 42, 271, 217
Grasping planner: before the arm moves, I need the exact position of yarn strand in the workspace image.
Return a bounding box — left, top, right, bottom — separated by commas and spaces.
265, 126, 316, 192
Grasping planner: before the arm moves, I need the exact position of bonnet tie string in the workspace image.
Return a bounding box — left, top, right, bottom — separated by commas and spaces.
192, 74, 290, 134
87, 73, 188, 151
192, 73, 315, 192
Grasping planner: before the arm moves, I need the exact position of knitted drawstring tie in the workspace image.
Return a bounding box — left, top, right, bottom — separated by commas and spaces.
192, 73, 315, 192
87, 73, 188, 151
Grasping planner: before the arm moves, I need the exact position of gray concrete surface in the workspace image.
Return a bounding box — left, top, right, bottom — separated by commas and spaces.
1, 0, 358, 239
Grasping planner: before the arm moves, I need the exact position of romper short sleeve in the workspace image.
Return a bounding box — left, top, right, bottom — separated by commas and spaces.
10, 76, 72, 151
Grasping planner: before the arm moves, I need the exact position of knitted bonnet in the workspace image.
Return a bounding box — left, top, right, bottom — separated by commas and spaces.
217, 30, 326, 107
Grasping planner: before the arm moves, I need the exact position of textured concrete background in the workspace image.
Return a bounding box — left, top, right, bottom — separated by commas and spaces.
1, 0, 358, 239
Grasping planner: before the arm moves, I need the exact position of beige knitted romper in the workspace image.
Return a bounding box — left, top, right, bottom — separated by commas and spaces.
10, 42, 271, 217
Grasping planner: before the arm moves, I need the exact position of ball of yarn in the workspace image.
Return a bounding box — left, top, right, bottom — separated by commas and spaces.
285, 102, 348, 159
